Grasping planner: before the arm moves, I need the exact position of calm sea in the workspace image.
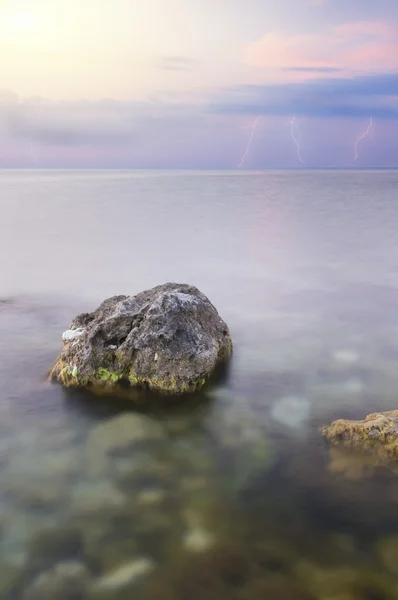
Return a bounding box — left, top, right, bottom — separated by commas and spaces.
1, 169, 398, 599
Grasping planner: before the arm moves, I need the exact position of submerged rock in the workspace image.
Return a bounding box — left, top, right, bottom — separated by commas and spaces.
325, 446, 386, 480
271, 396, 311, 430
85, 413, 167, 477
0, 563, 23, 598
69, 480, 129, 519
183, 527, 215, 553
88, 557, 155, 598
295, 561, 360, 598
377, 535, 398, 575
49, 283, 232, 396
87, 413, 166, 453
2, 476, 67, 510
23, 561, 91, 600
27, 527, 84, 573
321, 410, 398, 461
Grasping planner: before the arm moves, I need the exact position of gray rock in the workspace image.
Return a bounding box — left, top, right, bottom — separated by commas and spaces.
49, 283, 232, 395
23, 561, 91, 600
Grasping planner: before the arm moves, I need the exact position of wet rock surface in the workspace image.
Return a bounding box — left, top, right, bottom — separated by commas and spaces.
49, 283, 232, 396
85, 413, 167, 477
321, 410, 398, 461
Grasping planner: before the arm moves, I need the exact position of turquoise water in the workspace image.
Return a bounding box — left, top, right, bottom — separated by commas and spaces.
1, 170, 398, 598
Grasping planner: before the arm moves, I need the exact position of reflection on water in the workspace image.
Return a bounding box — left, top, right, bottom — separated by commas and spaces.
1, 170, 398, 598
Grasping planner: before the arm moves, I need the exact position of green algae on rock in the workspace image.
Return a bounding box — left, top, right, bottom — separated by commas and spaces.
49, 283, 232, 397
321, 410, 398, 461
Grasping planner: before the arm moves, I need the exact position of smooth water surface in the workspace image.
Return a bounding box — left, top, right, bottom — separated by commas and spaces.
2, 169, 398, 599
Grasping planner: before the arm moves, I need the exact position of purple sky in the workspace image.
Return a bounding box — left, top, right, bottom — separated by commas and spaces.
0, 0, 397, 168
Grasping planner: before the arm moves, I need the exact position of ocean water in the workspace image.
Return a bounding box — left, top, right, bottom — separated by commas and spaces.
2, 169, 398, 598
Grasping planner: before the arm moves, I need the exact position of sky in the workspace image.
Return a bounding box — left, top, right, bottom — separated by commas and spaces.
0, 0, 397, 168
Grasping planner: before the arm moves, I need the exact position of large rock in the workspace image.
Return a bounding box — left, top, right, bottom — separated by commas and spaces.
49, 283, 232, 396
321, 411, 398, 461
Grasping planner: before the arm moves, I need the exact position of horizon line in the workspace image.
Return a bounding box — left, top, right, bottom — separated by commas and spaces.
1, 166, 397, 171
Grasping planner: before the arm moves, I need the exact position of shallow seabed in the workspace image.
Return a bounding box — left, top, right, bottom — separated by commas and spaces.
2, 170, 398, 599
2, 289, 398, 600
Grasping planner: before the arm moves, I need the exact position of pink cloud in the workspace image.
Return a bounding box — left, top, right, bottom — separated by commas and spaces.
244, 20, 398, 76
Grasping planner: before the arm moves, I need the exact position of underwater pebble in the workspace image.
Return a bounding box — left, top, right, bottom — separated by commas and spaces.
23, 561, 91, 600
331, 349, 360, 365
183, 527, 215, 553
271, 396, 311, 429
137, 489, 166, 506
0, 562, 24, 597
210, 410, 262, 449
181, 476, 208, 492
295, 561, 359, 598
89, 557, 155, 597
329, 533, 356, 555
87, 414, 166, 452
163, 415, 201, 434
0, 510, 58, 559
85, 413, 166, 477
376, 535, 398, 574
342, 378, 364, 394
309, 378, 364, 403
2, 477, 67, 510
69, 481, 128, 518
231, 436, 274, 492
41, 430, 80, 450
9, 445, 80, 481
27, 526, 84, 574
208, 386, 237, 404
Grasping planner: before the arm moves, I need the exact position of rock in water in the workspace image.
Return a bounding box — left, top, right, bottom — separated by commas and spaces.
49, 283, 232, 395
321, 410, 398, 461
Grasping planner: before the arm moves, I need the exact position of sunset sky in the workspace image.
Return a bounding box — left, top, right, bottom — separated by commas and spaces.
0, 0, 397, 167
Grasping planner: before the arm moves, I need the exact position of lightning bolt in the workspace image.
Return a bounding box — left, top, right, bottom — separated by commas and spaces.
29, 142, 38, 167
237, 116, 261, 169
354, 117, 373, 161
289, 116, 304, 164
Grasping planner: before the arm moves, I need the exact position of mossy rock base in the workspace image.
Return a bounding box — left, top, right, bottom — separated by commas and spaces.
321, 410, 398, 463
